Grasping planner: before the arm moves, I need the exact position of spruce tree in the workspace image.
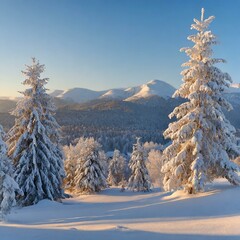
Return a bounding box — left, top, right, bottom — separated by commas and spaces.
63, 144, 77, 192
107, 149, 126, 186
128, 138, 152, 191
0, 126, 21, 217
7, 58, 65, 206
162, 9, 240, 193
74, 138, 107, 194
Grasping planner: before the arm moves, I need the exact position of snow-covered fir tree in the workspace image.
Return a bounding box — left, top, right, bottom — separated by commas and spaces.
74, 137, 107, 194
63, 144, 77, 192
162, 9, 240, 194
128, 138, 152, 191
107, 149, 126, 186
63, 139, 85, 192
99, 149, 108, 178
63, 137, 108, 193
7, 58, 65, 206
0, 126, 21, 217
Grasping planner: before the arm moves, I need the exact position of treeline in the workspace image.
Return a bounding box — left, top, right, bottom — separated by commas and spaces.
0, 93, 240, 155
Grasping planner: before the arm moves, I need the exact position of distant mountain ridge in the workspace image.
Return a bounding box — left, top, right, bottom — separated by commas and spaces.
2, 79, 240, 103
50, 79, 176, 103
50, 80, 240, 104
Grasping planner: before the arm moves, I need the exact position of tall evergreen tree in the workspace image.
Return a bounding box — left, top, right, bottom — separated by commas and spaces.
162, 9, 240, 193
74, 137, 107, 194
107, 149, 126, 186
7, 58, 65, 206
0, 126, 21, 217
128, 138, 152, 191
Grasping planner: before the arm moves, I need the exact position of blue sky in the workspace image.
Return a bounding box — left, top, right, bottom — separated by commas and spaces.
0, 0, 240, 97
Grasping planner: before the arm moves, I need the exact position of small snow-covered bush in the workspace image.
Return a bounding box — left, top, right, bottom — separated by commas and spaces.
107, 149, 126, 186
128, 138, 152, 192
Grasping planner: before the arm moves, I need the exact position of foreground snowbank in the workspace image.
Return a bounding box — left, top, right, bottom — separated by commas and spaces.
0, 179, 240, 240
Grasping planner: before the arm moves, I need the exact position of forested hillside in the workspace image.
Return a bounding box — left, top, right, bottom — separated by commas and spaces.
0, 95, 239, 153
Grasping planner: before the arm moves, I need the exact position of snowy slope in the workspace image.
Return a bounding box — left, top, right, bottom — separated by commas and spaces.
100, 89, 129, 99
49, 90, 64, 98
125, 80, 176, 101
100, 86, 142, 100
52, 80, 176, 103
56, 88, 107, 103
100, 86, 144, 100
1, 179, 240, 240
124, 86, 142, 96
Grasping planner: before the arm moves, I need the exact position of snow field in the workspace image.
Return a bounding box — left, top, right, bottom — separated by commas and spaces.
1, 179, 240, 240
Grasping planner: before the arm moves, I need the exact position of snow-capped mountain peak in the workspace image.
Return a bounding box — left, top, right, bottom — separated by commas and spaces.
125, 79, 176, 101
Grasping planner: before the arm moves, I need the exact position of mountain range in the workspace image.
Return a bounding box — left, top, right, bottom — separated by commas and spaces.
0, 79, 240, 153
1, 79, 240, 104
51, 79, 240, 104
50, 79, 176, 103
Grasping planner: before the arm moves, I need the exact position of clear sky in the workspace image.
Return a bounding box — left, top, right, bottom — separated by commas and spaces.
0, 0, 240, 97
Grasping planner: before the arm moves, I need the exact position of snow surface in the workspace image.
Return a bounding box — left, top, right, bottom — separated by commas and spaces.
52, 80, 176, 103
1, 179, 240, 240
